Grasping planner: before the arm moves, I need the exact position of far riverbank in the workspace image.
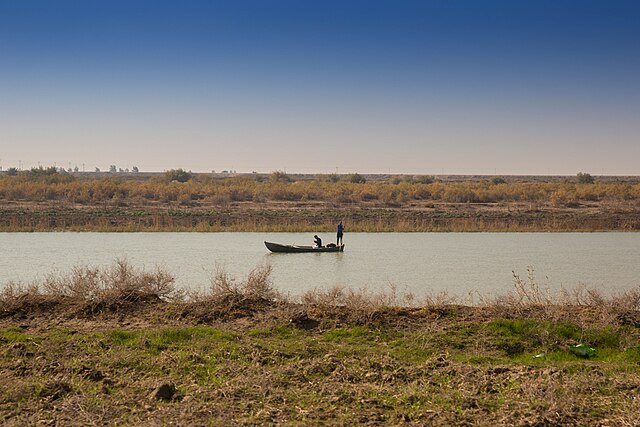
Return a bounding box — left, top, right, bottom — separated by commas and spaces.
1, 172, 638, 232
1, 203, 639, 232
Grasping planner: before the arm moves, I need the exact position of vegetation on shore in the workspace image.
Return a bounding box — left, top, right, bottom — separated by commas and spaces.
2, 261, 640, 425
1, 169, 639, 207
1, 169, 639, 231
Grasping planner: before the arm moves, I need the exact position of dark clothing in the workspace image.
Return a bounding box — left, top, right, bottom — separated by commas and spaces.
336, 222, 344, 245
314, 236, 322, 247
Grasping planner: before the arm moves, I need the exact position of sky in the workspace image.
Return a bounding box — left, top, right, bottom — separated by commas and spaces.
1, 0, 639, 175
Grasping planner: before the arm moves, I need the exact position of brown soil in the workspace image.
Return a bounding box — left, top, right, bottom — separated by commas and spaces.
2, 295, 640, 426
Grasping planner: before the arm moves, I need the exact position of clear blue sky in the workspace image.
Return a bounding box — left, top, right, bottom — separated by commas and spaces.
1, 0, 639, 174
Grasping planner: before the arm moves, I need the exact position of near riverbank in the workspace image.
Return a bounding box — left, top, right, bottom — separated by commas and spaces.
2, 262, 639, 425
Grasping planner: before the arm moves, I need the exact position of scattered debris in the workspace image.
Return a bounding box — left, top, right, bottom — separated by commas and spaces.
570, 344, 595, 359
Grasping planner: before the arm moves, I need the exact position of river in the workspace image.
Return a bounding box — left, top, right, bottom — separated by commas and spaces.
1, 232, 638, 299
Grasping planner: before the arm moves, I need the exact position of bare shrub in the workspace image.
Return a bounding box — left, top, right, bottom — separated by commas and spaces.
560, 284, 607, 307
0, 280, 65, 317
421, 290, 459, 307
612, 288, 640, 312
101, 259, 178, 301
1, 259, 182, 317
208, 266, 237, 298
495, 267, 553, 307
481, 266, 640, 324
0, 281, 38, 301
176, 264, 280, 321
42, 266, 101, 299
0, 281, 41, 312
300, 285, 346, 307
202, 264, 278, 303
244, 264, 277, 300
299, 283, 417, 323
300, 285, 376, 323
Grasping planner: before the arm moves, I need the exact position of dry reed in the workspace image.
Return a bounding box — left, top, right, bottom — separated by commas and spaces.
2, 260, 639, 326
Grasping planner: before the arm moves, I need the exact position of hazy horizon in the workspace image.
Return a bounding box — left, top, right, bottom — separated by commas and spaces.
1, 1, 639, 175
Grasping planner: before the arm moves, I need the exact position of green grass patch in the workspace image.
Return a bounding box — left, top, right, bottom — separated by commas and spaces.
248, 325, 302, 339
1, 326, 31, 343
322, 326, 374, 342
108, 329, 138, 346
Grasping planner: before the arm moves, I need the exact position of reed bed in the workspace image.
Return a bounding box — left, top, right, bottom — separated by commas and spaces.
1, 172, 639, 208
2, 172, 639, 232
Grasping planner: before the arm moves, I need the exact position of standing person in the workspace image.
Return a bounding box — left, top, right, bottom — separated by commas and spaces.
336, 221, 344, 245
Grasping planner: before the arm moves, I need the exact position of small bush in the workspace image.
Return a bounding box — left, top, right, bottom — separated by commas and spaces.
0, 260, 184, 317
270, 171, 291, 183
164, 169, 192, 183
326, 173, 340, 183
577, 172, 594, 184
491, 177, 506, 185
345, 173, 366, 184
206, 264, 278, 302
414, 175, 435, 184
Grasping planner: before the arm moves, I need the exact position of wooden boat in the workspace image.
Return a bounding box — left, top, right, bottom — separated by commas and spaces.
264, 241, 345, 253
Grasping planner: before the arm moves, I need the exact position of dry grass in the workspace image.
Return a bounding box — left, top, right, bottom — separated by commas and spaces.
1, 172, 639, 207
2, 260, 639, 329
0, 259, 182, 318
1, 173, 640, 231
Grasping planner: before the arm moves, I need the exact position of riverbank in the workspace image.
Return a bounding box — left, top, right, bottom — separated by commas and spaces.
1, 202, 639, 232
1, 172, 638, 232
2, 263, 640, 425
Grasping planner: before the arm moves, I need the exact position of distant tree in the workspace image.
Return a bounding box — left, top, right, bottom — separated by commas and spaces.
118, 168, 124, 173
7, 167, 18, 176
415, 175, 435, 184
491, 176, 507, 185
270, 170, 291, 182
109, 165, 117, 173
25, 166, 58, 177
164, 168, 192, 183
345, 173, 366, 184
577, 172, 594, 184
74, 165, 79, 173
132, 166, 139, 173
95, 167, 101, 173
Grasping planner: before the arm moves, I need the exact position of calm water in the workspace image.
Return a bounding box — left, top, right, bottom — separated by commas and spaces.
1, 232, 638, 298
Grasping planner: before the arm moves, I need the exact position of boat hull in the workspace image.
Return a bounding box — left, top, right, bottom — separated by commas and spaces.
264, 241, 345, 253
